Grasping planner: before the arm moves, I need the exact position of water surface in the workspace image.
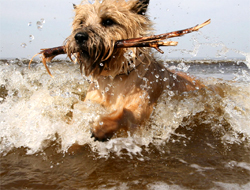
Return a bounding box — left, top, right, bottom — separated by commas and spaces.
0, 59, 250, 189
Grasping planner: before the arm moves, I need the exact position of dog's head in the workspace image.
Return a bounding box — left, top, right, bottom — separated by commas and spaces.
65, 0, 152, 78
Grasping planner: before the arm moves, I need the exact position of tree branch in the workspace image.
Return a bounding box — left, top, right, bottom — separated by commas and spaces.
29, 19, 211, 77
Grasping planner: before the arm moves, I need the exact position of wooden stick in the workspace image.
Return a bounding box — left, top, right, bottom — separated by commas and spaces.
116, 19, 211, 44
116, 41, 178, 54
29, 19, 211, 76
115, 19, 211, 53
28, 46, 65, 77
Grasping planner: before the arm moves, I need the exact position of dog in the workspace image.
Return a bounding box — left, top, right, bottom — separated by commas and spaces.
64, 0, 204, 141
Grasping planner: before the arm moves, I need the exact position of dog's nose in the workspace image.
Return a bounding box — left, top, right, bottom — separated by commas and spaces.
74, 32, 88, 44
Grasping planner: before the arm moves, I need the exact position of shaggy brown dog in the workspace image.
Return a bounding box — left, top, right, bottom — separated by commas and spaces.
65, 0, 204, 141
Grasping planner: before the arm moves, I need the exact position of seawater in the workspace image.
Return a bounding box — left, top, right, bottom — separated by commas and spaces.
0, 59, 250, 189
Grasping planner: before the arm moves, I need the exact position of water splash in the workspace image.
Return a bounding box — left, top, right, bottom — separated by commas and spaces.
240, 52, 250, 69
233, 69, 250, 82
0, 60, 249, 156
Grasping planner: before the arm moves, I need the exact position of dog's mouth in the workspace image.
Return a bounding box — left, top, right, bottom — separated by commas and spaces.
78, 48, 105, 77
66, 41, 113, 77
77, 47, 90, 60
64, 28, 118, 78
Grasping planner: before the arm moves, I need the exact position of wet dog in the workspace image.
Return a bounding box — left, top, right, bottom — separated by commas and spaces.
65, 0, 204, 141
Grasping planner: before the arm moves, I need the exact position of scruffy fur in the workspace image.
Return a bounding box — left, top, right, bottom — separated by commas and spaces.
65, 0, 204, 141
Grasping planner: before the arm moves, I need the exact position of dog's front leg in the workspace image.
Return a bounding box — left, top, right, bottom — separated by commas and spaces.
91, 108, 136, 141
90, 86, 154, 141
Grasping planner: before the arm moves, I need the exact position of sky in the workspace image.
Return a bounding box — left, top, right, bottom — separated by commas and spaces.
0, 0, 249, 60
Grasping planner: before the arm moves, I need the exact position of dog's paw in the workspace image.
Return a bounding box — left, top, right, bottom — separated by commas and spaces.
90, 133, 110, 142
91, 119, 118, 142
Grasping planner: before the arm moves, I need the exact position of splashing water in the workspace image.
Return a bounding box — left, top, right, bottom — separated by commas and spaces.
241, 52, 250, 69
0, 58, 250, 190
0, 59, 249, 157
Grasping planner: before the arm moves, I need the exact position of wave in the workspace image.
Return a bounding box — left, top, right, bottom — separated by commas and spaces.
0, 59, 249, 157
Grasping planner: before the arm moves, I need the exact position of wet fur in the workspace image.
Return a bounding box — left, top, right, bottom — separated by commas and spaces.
65, 0, 204, 141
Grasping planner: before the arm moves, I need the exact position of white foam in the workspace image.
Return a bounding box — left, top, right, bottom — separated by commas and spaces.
0, 60, 250, 156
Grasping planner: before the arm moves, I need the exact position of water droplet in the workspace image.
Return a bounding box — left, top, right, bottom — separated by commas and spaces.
177, 62, 190, 72
99, 121, 103, 126
130, 63, 136, 68
100, 63, 104, 66
36, 21, 42, 26
219, 69, 225, 74
20, 43, 27, 48
36, 21, 43, 31
29, 35, 34, 40
28, 22, 32, 26
40, 18, 45, 24
168, 91, 175, 96
88, 0, 95, 4
124, 49, 133, 60
105, 87, 109, 92
155, 74, 159, 79
163, 77, 168, 81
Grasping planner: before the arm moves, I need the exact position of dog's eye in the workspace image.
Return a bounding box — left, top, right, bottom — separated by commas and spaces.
102, 18, 115, 27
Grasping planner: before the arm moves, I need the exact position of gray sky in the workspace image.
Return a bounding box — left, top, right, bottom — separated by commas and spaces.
0, 0, 249, 59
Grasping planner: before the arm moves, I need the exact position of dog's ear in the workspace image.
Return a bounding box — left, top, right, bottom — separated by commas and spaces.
131, 0, 150, 15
